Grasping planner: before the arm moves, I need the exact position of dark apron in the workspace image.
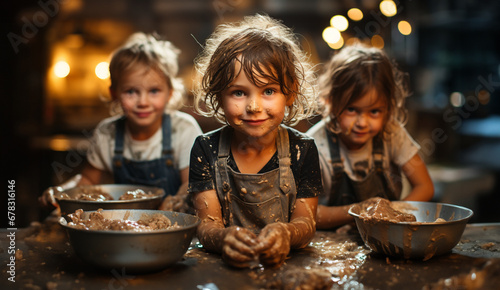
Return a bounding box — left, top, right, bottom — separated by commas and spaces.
215, 126, 297, 233
112, 114, 180, 197
325, 128, 401, 206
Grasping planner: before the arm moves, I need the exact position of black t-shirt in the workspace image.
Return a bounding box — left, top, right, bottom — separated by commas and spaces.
188, 126, 323, 199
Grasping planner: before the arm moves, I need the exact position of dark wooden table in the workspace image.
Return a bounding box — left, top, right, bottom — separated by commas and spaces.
1, 218, 499, 289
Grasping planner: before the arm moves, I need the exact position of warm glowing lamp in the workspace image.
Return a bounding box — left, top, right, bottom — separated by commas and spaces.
322, 27, 341, 44
330, 15, 349, 32
95, 62, 110, 79
398, 20, 412, 35
347, 8, 363, 21
327, 36, 345, 50
380, 0, 397, 17
54, 61, 70, 78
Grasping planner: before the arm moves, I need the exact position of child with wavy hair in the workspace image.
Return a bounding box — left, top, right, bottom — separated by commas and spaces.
189, 14, 322, 268
40, 32, 202, 211
307, 44, 434, 229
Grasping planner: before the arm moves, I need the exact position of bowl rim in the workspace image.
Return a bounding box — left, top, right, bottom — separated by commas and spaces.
59, 209, 200, 235
55, 184, 165, 203
348, 200, 474, 225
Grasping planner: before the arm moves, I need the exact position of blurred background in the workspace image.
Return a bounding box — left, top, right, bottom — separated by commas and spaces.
2, 0, 500, 227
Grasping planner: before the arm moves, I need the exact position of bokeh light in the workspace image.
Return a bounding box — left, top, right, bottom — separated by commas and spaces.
95, 62, 110, 80
380, 0, 397, 17
54, 61, 70, 78
49, 137, 71, 151
322, 27, 341, 44
371, 35, 385, 49
327, 35, 345, 50
398, 20, 412, 35
330, 15, 349, 31
347, 8, 363, 21
477, 90, 491, 105
450, 92, 465, 107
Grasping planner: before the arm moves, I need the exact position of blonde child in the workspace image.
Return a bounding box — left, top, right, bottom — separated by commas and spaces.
39, 32, 202, 210
307, 44, 434, 229
189, 14, 322, 268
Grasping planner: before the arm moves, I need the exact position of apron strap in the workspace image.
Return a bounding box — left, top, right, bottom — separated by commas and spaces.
113, 116, 127, 167
114, 116, 126, 156
277, 125, 297, 218
277, 126, 292, 194
372, 134, 398, 199
161, 114, 174, 167
372, 134, 384, 173
325, 128, 345, 181
216, 126, 232, 225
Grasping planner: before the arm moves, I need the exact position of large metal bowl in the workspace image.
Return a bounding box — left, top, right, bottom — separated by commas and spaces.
55, 184, 164, 218
59, 209, 200, 273
349, 201, 473, 261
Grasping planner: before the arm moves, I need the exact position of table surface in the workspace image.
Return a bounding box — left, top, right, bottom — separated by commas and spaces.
1, 219, 499, 290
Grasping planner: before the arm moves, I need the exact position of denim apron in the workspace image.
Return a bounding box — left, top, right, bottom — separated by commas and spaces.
112, 114, 180, 197
215, 126, 297, 233
325, 129, 401, 206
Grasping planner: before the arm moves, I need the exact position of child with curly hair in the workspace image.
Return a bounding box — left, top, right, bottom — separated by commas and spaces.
189, 14, 322, 268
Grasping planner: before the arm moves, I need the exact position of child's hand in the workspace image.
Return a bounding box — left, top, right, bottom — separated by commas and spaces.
39, 174, 83, 209
222, 226, 260, 268
38, 186, 62, 209
158, 192, 189, 212
255, 223, 291, 267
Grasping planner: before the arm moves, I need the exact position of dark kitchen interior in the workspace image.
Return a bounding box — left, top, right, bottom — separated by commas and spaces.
3, 0, 500, 228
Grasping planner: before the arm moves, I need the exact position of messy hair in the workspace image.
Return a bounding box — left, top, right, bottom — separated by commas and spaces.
108, 32, 184, 114
193, 14, 318, 126
319, 43, 409, 134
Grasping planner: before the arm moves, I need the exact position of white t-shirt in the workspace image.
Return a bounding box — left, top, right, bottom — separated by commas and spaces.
87, 111, 203, 174
306, 119, 420, 204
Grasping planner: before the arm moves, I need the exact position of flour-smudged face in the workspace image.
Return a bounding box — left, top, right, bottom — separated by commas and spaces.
222, 61, 287, 142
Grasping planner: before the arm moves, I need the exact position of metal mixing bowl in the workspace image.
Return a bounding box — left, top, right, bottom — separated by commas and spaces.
349, 201, 473, 261
55, 184, 164, 218
59, 209, 200, 273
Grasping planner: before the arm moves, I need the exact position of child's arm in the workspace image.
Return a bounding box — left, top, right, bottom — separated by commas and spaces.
192, 189, 260, 268
178, 168, 189, 193
316, 204, 355, 229
78, 162, 110, 185
256, 196, 318, 266
401, 154, 434, 202
286, 196, 318, 249
38, 162, 110, 208
158, 168, 190, 211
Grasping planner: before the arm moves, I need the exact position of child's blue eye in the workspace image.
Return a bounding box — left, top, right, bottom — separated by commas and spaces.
125, 89, 136, 95
150, 88, 160, 94
264, 88, 275, 96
